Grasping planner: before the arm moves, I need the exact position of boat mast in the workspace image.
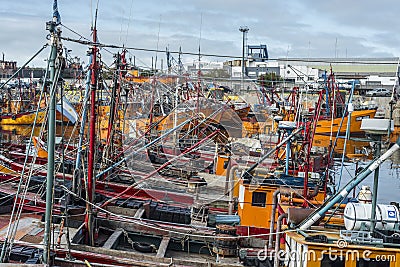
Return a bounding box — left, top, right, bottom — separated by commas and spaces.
335, 81, 356, 191
105, 52, 121, 157
85, 7, 98, 246
73, 55, 92, 199
302, 90, 324, 198
43, 0, 62, 264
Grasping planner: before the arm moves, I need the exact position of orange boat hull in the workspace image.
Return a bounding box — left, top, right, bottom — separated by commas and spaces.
315, 109, 376, 135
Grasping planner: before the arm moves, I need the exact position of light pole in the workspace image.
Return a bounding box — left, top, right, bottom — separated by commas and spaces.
239, 26, 249, 92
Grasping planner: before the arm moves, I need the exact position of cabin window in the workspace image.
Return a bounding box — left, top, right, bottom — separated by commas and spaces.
320, 254, 344, 267
233, 72, 241, 77
356, 259, 390, 267
251, 192, 266, 207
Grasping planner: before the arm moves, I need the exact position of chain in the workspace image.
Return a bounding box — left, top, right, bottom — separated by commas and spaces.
120, 228, 135, 249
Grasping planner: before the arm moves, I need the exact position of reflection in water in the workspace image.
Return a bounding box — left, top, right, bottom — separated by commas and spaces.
313, 134, 400, 204
390, 146, 400, 166
339, 160, 400, 204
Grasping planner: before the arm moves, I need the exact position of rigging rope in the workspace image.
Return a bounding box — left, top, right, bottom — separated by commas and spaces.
0, 45, 54, 261
7, 66, 62, 260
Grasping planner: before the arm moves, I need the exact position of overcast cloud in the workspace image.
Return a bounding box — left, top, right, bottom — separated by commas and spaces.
0, 0, 399, 68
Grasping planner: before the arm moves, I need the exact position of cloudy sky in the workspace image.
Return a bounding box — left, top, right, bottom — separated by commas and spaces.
1, 0, 399, 68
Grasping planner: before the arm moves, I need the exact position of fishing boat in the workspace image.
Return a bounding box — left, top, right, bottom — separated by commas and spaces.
0, 64, 78, 126
206, 85, 251, 120
254, 119, 399, 267
275, 73, 377, 138
1, 2, 397, 267
0, 93, 78, 126
277, 156, 400, 267
316, 72, 377, 136
0, 110, 46, 125
315, 109, 377, 136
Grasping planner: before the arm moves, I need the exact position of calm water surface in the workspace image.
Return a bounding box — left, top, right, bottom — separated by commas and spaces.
338, 153, 400, 204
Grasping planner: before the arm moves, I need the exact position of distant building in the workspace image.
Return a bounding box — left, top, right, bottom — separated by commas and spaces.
185, 61, 225, 77
276, 57, 400, 95
280, 64, 322, 86
0, 53, 17, 78
0, 60, 16, 70
210, 53, 399, 93
222, 44, 322, 91
246, 45, 279, 79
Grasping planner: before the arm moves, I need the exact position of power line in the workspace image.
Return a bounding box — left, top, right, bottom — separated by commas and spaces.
60, 36, 238, 58
60, 36, 400, 65
60, 23, 114, 56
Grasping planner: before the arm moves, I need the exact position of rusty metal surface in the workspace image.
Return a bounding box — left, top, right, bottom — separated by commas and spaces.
19, 234, 43, 244
0, 214, 42, 241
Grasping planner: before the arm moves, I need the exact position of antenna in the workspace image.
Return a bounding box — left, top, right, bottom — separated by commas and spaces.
155, 15, 162, 71
91, 0, 99, 31
118, 5, 125, 44
95, 1, 99, 27
307, 41, 311, 77
125, 0, 134, 45
335, 37, 338, 58
178, 46, 182, 75
239, 26, 249, 92
198, 13, 203, 78
199, 12, 203, 52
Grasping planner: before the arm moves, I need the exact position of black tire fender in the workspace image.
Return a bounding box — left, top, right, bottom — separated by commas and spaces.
132, 242, 157, 253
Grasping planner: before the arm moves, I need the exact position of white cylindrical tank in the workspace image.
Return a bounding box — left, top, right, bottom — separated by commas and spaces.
344, 203, 399, 231
358, 185, 372, 203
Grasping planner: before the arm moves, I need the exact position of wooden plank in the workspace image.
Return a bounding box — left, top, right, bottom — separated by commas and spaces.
156, 236, 170, 258
133, 206, 145, 219
102, 229, 123, 249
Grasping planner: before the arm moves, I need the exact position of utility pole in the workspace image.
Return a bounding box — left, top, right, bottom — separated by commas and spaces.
239, 26, 249, 93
